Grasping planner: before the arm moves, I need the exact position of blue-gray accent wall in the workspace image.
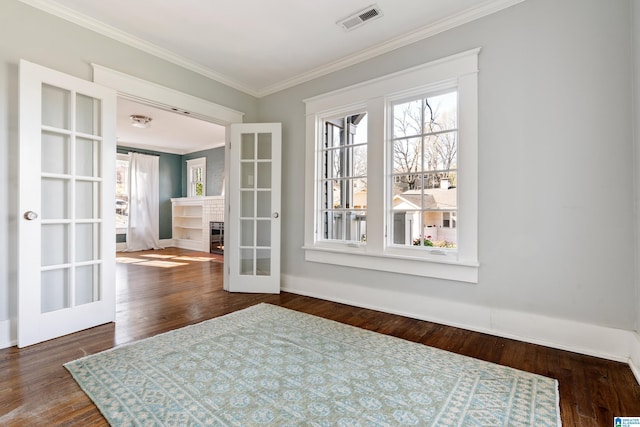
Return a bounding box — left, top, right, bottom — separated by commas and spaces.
116, 145, 226, 243
182, 146, 225, 196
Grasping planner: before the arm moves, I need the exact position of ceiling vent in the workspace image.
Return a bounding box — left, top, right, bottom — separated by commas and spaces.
338, 5, 383, 32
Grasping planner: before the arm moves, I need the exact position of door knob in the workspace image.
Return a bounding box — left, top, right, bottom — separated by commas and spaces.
273, 212, 279, 218
24, 211, 38, 220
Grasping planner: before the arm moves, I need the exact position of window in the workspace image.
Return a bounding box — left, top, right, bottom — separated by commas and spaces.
187, 157, 206, 197
321, 113, 368, 243
116, 153, 130, 232
391, 91, 458, 249
304, 49, 479, 283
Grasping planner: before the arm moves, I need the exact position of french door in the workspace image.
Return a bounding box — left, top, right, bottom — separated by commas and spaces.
18, 60, 116, 347
227, 123, 281, 293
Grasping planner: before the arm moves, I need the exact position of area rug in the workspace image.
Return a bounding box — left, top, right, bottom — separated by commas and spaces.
65, 303, 561, 426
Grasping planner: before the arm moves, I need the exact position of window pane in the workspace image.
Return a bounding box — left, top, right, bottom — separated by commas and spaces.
322, 179, 342, 208
257, 162, 271, 189
256, 249, 271, 276
76, 264, 100, 305
41, 269, 69, 313
77, 137, 100, 177
256, 220, 271, 247
76, 93, 101, 136
257, 133, 272, 159
240, 219, 254, 246
76, 180, 99, 219
42, 84, 70, 130
42, 224, 69, 266
42, 178, 69, 219
352, 145, 367, 177
320, 112, 368, 243
256, 191, 271, 218
423, 132, 457, 172
390, 93, 458, 250
42, 131, 69, 175
393, 138, 421, 175
241, 133, 255, 160
76, 223, 100, 262
116, 157, 129, 229
241, 190, 254, 217
241, 163, 254, 189
424, 91, 457, 132
240, 248, 254, 275
393, 99, 422, 138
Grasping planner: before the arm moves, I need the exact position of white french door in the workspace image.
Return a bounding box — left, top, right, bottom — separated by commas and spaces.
227, 123, 281, 293
18, 60, 117, 347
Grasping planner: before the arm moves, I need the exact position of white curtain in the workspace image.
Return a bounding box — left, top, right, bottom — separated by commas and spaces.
126, 152, 163, 251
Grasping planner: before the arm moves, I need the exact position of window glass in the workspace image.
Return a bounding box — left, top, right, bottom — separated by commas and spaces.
115, 154, 129, 229
320, 113, 367, 243
187, 157, 206, 197
304, 49, 479, 282
391, 91, 457, 249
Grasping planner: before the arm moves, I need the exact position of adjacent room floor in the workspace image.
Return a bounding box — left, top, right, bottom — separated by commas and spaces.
0, 248, 639, 426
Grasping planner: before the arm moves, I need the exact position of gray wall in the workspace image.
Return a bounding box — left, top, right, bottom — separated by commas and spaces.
0, 0, 259, 324
0, 0, 638, 343
258, 0, 636, 331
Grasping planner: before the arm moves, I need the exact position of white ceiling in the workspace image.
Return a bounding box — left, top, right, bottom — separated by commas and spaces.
22, 0, 523, 97
21, 0, 523, 154
116, 98, 226, 155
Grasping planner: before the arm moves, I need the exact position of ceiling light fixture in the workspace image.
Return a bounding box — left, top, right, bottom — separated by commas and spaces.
130, 114, 152, 128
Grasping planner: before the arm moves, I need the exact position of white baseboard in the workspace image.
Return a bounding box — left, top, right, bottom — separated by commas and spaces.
629, 332, 640, 384
281, 273, 639, 383
0, 318, 15, 349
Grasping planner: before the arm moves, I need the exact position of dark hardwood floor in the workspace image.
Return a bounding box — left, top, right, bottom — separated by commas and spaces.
1, 248, 639, 426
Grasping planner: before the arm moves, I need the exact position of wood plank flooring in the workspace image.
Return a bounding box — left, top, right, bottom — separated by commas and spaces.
1, 247, 639, 426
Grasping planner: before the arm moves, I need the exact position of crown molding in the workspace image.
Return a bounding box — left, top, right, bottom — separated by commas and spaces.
20, 0, 525, 98
18, 0, 261, 97
257, 0, 524, 97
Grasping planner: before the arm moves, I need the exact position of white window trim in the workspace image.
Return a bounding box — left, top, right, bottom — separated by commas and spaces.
187, 157, 206, 197
303, 48, 480, 283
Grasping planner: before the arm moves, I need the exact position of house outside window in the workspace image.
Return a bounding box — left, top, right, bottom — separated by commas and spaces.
187, 157, 206, 197
304, 49, 479, 283
116, 153, 129, 232
391, 91, 458, 249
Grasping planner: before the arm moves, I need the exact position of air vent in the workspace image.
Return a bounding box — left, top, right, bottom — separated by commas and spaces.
338, 5, 383, 31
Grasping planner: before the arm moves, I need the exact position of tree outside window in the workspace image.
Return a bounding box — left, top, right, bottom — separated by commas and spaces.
391, 91, 457, 249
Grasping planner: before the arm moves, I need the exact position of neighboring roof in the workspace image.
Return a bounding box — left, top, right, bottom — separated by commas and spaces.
393, 188, 457, 210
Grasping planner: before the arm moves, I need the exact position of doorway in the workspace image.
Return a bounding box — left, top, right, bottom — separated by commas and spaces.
114, 97, 227, 252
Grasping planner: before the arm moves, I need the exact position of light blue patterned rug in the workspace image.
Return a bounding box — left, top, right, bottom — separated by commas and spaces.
65, 303, 561, 426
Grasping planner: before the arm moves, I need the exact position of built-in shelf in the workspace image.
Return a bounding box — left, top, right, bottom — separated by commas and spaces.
171, 197, 224, 252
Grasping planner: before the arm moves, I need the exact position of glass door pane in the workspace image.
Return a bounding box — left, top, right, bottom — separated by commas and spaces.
40, 84, 103, 312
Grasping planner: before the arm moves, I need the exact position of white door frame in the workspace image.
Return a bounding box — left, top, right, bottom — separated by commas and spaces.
92, 64, 245, 290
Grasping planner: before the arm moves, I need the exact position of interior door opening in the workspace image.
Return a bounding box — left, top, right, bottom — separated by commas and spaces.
113, 96, 227, 254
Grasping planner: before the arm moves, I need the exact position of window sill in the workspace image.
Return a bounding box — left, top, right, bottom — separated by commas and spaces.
303, 245, 478, 283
